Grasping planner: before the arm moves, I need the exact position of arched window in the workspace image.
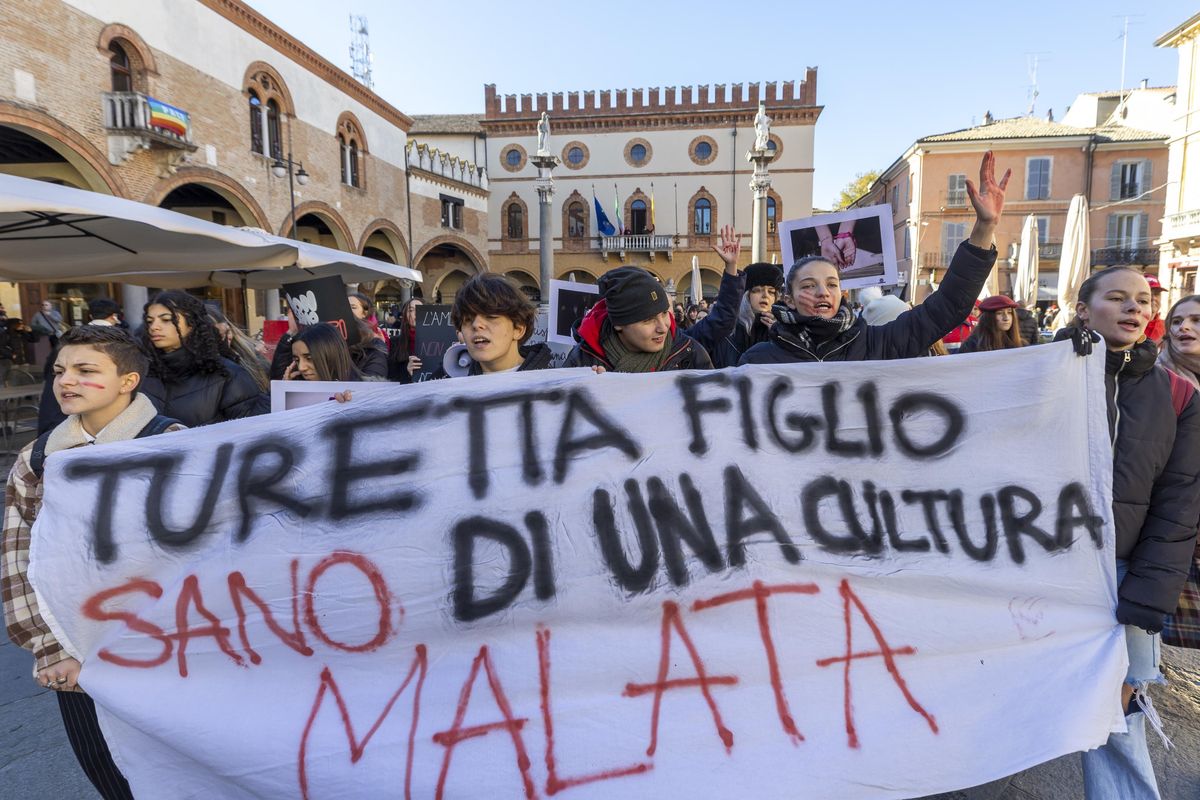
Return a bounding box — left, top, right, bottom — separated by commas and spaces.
567, 202, 586, 238
694, 197, 712, 235
631, 199, 648, 234
109, 43, 132, 92
248, 92, 264, 155
507, 203, 524, 240
767, 197, 777, 233
266, 99, 282, 160
338, 134, 348, 184
349, 141, 360, 187
245, 65, 293, 159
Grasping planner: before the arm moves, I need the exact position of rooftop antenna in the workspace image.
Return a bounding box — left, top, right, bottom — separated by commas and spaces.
1026, 55, 1040, 117
349, 15, 373, 89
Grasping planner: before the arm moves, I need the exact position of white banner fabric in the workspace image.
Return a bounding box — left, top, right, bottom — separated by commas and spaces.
30, 341, 1125, 799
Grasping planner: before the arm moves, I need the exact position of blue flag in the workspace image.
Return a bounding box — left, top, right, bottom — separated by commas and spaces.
593, 192, 616, 236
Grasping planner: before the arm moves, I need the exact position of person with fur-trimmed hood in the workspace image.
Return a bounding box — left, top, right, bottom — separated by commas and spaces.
563, 266, 713, 372
701, 261, 785, 368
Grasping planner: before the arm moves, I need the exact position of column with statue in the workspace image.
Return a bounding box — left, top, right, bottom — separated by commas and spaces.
747, 102, 776, 263
530, 112, 560, 311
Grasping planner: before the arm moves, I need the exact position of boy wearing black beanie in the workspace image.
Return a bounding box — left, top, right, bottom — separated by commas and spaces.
563, 266, 713, 372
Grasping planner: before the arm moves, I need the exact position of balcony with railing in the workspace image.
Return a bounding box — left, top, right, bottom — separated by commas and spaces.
1092, 247, 1159, 267
921, 251, 952, 269
600, 233, 675, 262
1165, 208, 1200, 242
102, 92, 194, 148
1038, 242, 1062, 260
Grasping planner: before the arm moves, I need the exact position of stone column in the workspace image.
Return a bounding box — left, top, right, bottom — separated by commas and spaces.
530, 152, 560, 310
747, 149, 776, 264
121, 284, 149, 330
265, 289, 281, 319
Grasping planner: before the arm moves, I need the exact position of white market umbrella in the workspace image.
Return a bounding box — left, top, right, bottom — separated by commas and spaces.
690, 255, 701, 305
1052, 194, 1090, 330
0, 173, 296, 281
0, 174, 422, 290
1014, 214, 1040, 308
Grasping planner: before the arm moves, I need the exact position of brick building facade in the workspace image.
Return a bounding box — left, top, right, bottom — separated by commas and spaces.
0, 0, 488, 325
853, 88, 1170, 305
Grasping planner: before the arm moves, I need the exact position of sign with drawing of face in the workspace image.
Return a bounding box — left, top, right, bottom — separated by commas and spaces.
282, 275, 361, 345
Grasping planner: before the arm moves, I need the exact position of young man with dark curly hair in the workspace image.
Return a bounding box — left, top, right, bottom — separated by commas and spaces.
439, 273, 553, 376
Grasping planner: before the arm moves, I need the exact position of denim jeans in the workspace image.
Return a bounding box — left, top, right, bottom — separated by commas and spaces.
1079, 559, 1166, 800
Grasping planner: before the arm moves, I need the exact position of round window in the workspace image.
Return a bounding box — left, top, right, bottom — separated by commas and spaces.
505, 148, 521, 167
567, 146, 584, 165
766, 139, 777, 151
695, 141, 712, 160
630, 143, 647, 163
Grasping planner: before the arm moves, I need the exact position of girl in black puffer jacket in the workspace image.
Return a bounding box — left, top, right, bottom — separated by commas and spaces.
740, 152, 1007, 366
1064, 266, 1200, 799
138, 291, 268, 427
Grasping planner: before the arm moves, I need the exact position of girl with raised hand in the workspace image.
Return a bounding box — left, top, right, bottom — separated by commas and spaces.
739, 152, 1008, 365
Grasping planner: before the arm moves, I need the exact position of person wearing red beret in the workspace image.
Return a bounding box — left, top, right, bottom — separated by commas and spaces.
958, 295, 1024, 353
1143, 274, 1167, 344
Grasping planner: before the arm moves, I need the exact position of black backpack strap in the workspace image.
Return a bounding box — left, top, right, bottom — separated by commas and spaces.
29, 431, 53, 479
136, 415, 180, 439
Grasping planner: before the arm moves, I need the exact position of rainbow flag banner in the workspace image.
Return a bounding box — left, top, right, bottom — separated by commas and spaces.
146, 97, 189, 138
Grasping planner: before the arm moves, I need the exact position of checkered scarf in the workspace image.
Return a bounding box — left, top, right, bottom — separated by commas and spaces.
769, 302, 857, 357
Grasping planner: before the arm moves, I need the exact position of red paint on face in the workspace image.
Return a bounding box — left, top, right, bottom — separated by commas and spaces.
79, 381, 107, 390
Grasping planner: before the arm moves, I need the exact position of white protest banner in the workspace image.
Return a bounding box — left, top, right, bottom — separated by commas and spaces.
30, 341, 1125, 799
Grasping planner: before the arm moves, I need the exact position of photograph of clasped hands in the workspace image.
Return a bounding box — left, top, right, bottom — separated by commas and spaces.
784, 206, 890, 284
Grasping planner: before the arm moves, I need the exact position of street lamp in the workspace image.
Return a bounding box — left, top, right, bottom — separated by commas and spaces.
271, 153, 309, 238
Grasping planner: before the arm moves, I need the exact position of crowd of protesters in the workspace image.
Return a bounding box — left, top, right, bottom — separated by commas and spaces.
2, 152, 1198, 800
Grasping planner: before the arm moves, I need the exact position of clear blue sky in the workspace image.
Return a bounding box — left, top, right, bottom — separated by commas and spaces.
246, 0, 1191, 208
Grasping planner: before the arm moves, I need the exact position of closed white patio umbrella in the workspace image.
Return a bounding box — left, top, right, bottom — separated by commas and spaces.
1013, 214, 1040, 308
1052, 194, 1090, 330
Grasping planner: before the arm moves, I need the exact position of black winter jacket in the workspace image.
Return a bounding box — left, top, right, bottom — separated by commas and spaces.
351, 338, 389, 379
739, 241, 996, 364
1017, 307, 1040, 346
140, 350, 269, 427
682, 270, 744, 368
562, 300, 713, 371
1101, 341, 1200, 624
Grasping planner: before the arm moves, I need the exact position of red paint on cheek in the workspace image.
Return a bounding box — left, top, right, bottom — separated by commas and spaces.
80, 381, 107, 390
